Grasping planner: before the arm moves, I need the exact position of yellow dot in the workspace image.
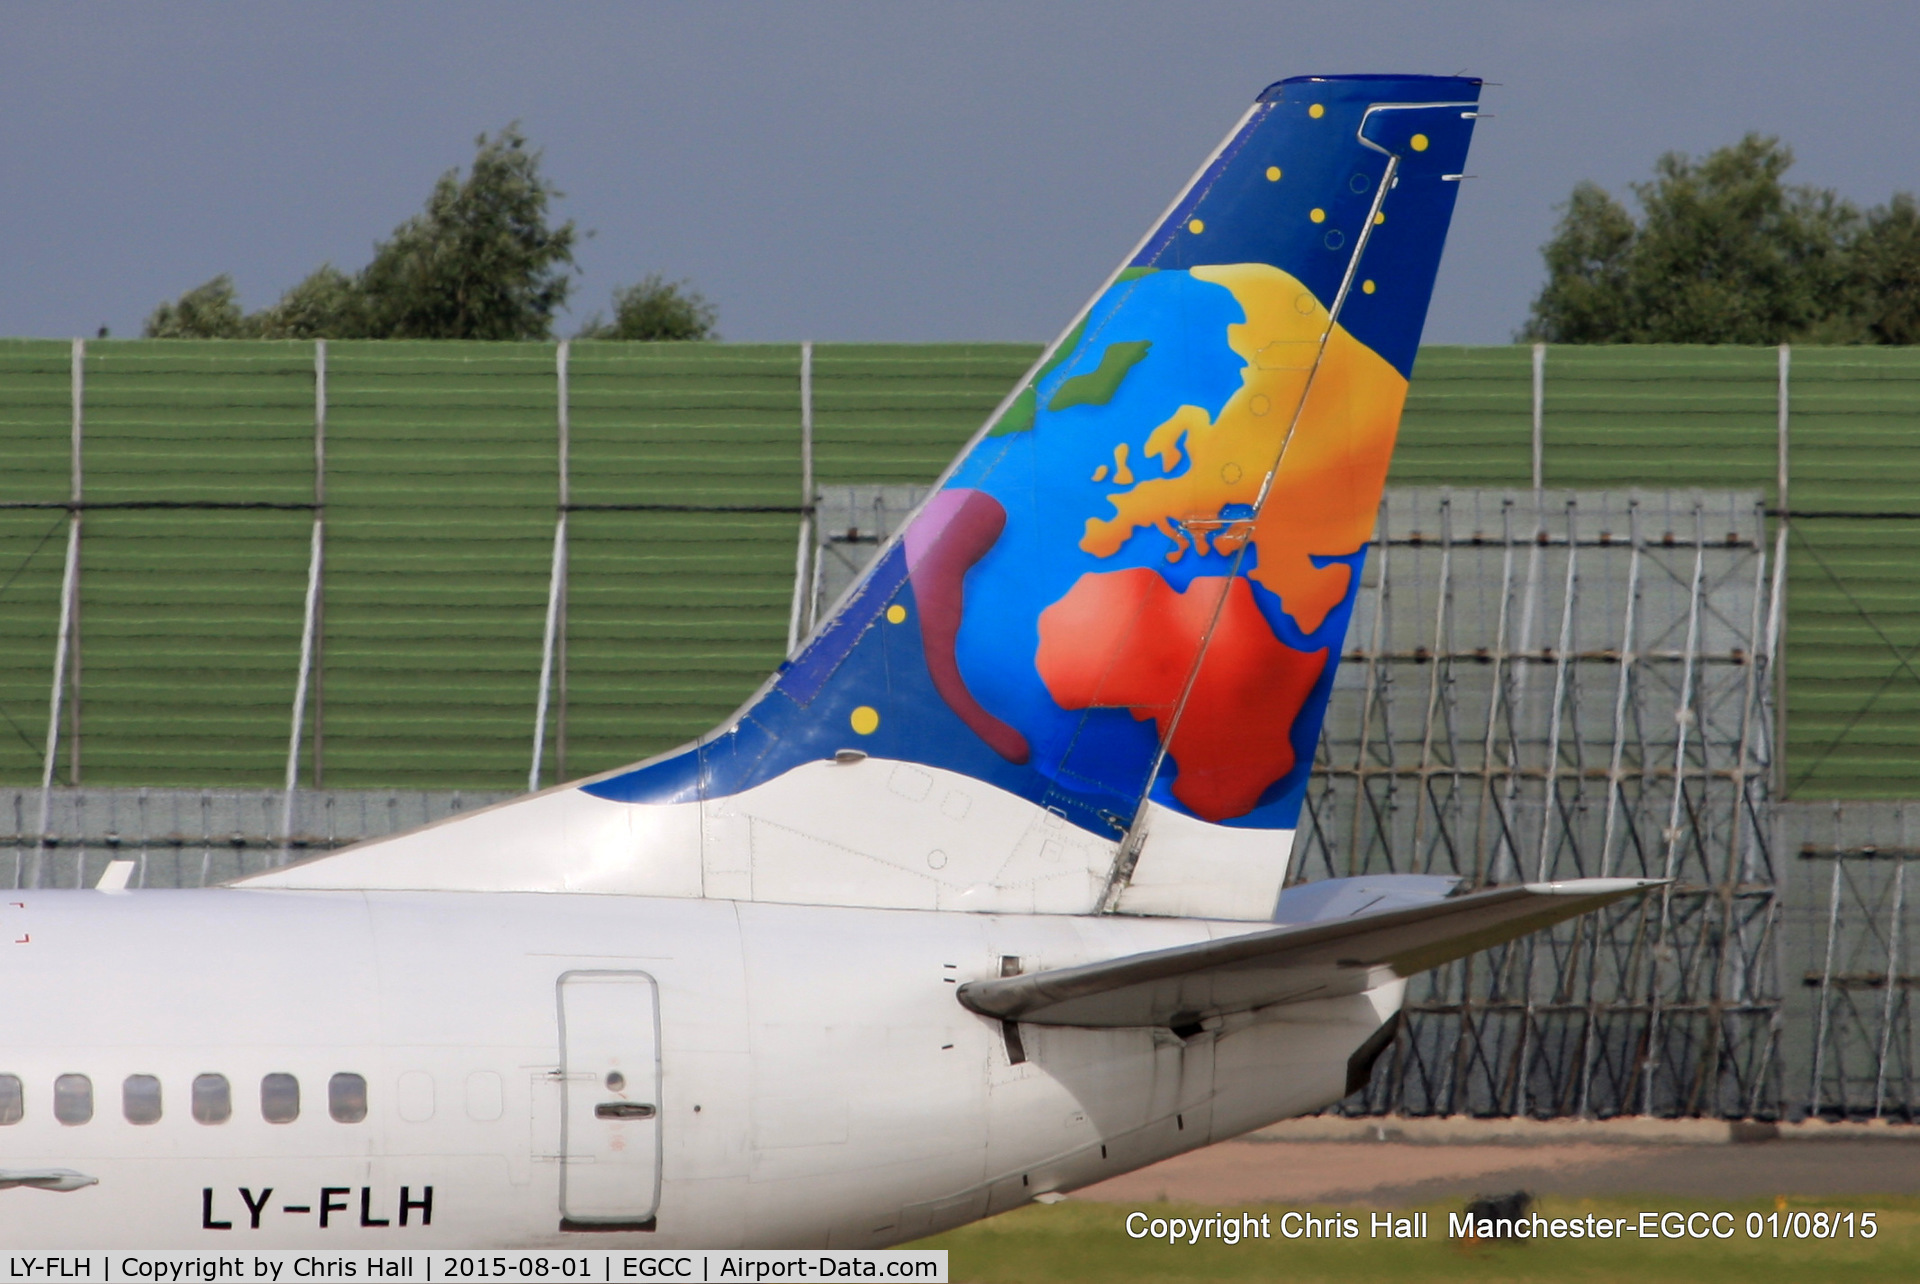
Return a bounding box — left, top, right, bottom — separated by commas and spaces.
1308, 103, 1325, 119
1373, 211, 1385, 225
1265, 166, 1282, 182
850, 706, 879, 735
1362, 280, 1376, 295
1411, 133, 1429, 152
885, 604, 907, 624
1187, 218, 1204, 234
1309, 208, 1326, 224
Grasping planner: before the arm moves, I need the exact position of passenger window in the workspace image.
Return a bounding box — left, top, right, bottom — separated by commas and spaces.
0, 1074, 21, 1125
465, 1071, 503, 1123
192, 1074, 231, 1124
54, 1074, 92, 1125
396, 1071, 433, 1123
329, 1073, 367, 1124
261, 1073, 299, 1124
123, 1074, 162, 1125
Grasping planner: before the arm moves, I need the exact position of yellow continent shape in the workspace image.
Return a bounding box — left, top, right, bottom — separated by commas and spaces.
1078, 263, 1409, 634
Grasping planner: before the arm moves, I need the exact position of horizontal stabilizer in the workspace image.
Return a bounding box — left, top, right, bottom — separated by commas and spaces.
958, 878, 1658, 1028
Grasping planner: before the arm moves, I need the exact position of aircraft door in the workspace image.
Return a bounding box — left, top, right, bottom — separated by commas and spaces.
558, 970, 662, 1227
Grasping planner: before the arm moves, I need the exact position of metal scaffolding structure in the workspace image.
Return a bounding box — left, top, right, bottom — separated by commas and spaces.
1299, 487, 1783, 1117
807, 484, 930, 628
1776, 801, 1920, 1121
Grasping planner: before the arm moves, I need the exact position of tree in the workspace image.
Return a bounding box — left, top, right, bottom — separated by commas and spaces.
1851, 194, 1920, 345
145, 126, 582, 340
576, 274, 719, 341
143, 275, 251, 339
254, 265, 372, 339
354, 126, 578, 340
1522, 135, 1920, 344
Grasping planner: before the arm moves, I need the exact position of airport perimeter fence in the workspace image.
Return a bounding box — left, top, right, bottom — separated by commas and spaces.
7, 340, 1920, 798
0, 339, 1033, 794
10, 339, 1920, 1121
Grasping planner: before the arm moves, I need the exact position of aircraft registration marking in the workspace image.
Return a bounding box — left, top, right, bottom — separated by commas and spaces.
201, 1189, 433, 1231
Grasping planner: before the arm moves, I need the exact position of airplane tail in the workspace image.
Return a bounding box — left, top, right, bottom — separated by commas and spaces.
586, 75, 1482, 917
252, 76, 1483, 919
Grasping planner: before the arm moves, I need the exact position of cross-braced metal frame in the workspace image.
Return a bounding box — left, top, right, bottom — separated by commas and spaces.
1296, 488, 1783, 1118
1781, 801, 1920, 1120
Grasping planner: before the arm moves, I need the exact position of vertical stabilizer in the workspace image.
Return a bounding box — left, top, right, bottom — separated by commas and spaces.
584, 75, 1483, 919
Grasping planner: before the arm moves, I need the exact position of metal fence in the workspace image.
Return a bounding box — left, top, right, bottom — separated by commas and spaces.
1302, 488, 1781, 1117
4, 786, 514, 889
1777, 800, 1920, 1121
1394, 344, 1920, 801
0, 338, 1034, 791
9, 340, 1920, 795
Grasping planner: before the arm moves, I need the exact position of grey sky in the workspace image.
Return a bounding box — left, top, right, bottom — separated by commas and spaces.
6, 1, 1917, 346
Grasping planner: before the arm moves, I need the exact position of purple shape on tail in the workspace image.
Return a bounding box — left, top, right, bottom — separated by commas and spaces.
904, 489, 1030, 765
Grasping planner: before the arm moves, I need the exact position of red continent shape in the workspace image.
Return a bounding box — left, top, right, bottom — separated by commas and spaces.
1035, 569, 1327, 823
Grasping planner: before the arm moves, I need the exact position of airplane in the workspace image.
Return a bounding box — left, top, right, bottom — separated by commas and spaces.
0, 73, 1654, 1249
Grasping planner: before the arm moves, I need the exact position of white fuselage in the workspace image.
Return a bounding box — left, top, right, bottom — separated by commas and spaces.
0, 889, 1395, 1248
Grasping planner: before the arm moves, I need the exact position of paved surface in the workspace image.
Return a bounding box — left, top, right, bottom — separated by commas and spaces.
1075, 1139, 1920, 1206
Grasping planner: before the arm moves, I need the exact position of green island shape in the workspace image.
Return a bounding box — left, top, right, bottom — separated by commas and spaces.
1047, 339, 1152, 412
987, 268, 1159, 436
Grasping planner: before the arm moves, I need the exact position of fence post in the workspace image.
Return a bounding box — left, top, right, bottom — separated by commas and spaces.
531, 341, 570, 792
1531, 341, 1545, 492
282, 523, 323, 844
34, 521, 80, 886
556, 338, 570, 779
787, 339, 817, 652
282, 341, 327, 839
34, 340, 86, 884
1775, 344, 1790, 795
312, 340, 327, 786
67, 337, 83, 784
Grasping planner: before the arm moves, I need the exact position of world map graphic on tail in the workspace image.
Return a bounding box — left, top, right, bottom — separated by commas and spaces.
587, 75, 1481, 844
1034, 569, 1327, 823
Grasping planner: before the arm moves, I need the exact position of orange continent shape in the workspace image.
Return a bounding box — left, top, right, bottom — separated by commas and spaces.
1035, 568, 1327, 822
1080, 263, 1408, 634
